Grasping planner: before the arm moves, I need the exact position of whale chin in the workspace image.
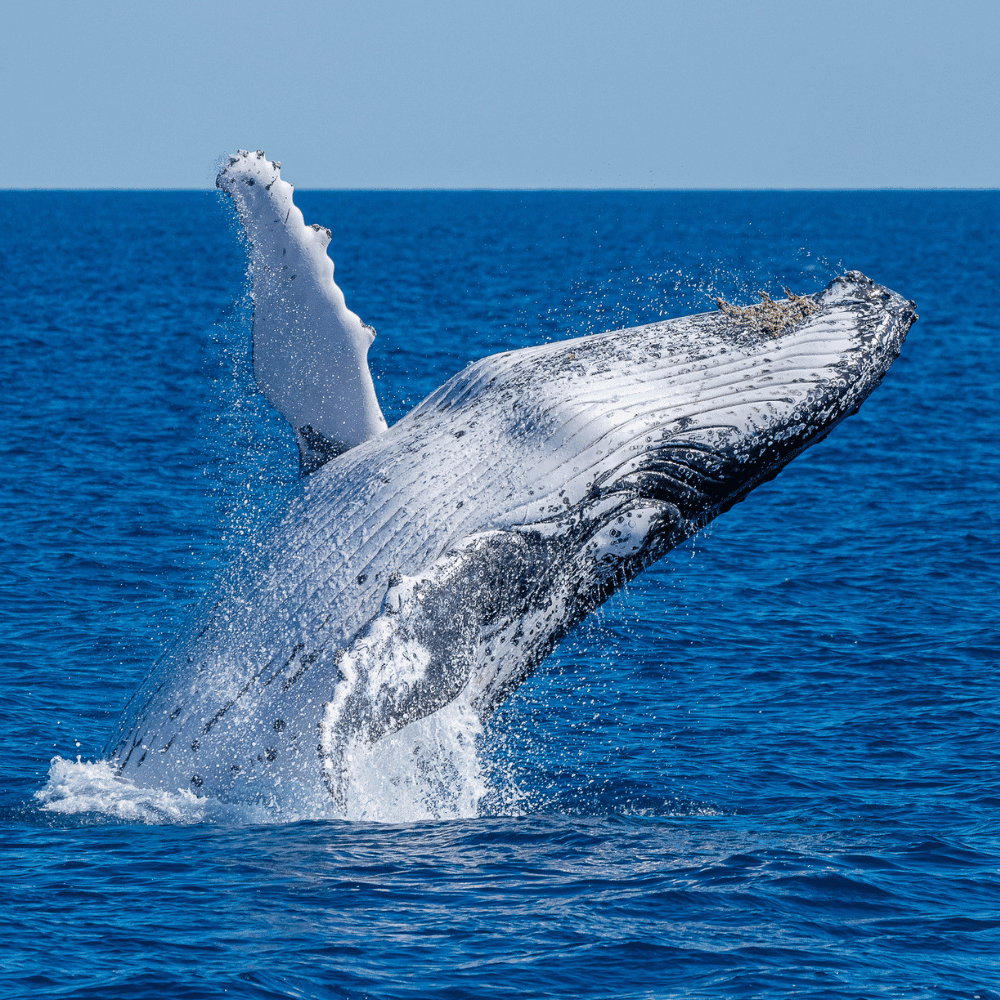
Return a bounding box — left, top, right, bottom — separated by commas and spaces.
106, 154, 915, 815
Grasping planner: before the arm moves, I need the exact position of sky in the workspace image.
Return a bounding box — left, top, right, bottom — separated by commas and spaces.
1, 0, 998, 190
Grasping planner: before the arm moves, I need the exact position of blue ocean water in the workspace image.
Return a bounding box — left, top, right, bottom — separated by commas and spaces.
1, 189, 998, 998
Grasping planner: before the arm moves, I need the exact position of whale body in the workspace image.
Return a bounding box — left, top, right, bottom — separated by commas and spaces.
107, 152, 916, 815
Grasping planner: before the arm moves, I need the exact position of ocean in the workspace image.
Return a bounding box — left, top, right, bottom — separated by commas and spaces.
1, 189, 997, 998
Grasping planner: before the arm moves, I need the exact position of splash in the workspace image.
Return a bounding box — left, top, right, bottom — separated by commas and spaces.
339, 694, 486, 823
35, 756, 214, 825
36, 694, 486, 825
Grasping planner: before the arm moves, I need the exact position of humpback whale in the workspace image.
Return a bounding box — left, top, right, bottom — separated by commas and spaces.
107, 151, 916, 815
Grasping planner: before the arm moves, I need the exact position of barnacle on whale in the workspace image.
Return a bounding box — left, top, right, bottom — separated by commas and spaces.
715, 287, 822, 336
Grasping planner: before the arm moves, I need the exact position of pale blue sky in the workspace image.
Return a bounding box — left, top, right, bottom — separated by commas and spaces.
2, 0, 998, 189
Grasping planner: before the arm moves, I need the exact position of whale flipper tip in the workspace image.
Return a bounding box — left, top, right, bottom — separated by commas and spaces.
216, 149, 282, 194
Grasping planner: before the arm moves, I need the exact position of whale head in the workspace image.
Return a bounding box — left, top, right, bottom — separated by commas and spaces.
470, 271, 915, 565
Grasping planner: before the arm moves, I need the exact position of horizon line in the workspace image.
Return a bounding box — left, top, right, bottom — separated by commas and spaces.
2, 185, 999, 194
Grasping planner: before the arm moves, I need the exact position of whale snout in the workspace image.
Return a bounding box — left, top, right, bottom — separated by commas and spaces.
821, 271, 916, 355
478, 272, 917, 577
661, 274, 916, 522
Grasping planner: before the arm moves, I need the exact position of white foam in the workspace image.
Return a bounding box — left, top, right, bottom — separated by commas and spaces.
36, 695, 486, 826
340, 695, 486, 823
35, 756, 214, 825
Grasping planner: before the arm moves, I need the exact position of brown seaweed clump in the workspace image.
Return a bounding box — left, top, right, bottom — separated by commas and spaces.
716, 288, 821, 337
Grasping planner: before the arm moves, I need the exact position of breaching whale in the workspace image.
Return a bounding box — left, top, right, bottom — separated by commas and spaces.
107, 151, 916, 815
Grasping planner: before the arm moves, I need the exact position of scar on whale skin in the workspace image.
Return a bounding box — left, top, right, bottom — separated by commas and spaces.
104, 151, 916, 814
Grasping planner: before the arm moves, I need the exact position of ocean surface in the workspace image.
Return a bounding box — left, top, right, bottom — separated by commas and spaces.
1, 189, 998, 998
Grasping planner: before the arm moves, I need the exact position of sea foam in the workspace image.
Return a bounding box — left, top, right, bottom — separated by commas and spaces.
36, 695, 485, 825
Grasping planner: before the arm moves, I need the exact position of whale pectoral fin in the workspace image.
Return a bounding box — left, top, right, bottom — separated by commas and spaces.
319, 499, 687, 800
216, 150, 387, 471
322, 535, 513, 740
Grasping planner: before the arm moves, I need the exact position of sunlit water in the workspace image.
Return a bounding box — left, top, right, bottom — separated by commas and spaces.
1, 191, 998, 998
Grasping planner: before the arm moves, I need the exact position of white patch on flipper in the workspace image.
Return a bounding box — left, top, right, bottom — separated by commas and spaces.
319, 542, 489, 807
216, 150, 387, 460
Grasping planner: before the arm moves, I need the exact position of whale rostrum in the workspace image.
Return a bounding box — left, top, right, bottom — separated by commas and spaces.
107, 151, 916, 812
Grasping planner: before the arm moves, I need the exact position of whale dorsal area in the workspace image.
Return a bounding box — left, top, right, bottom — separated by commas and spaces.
216, 151, 388, 472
